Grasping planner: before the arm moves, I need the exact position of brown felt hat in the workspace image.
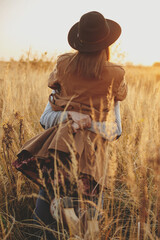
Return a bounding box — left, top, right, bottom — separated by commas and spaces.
68, 11, 121, 53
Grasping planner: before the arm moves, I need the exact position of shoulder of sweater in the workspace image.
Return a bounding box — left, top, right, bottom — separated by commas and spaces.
105, 61, 125, 72
55, 52, 74, 74
104, 61, 125, 79
57, 52, 74, 64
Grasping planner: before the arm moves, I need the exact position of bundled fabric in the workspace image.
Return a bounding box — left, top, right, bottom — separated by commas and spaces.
13, 120, 108, 196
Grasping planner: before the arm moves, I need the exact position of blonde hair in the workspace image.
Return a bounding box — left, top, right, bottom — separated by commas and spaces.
65, 48, 109, 79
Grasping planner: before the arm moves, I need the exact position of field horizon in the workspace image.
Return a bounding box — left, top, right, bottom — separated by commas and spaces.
0, 57, 160, 239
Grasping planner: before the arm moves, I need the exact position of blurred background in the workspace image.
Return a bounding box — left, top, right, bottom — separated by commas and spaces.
0, 0, 160, 65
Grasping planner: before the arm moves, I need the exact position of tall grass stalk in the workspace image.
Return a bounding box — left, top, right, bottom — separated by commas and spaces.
0, 59, 160, 239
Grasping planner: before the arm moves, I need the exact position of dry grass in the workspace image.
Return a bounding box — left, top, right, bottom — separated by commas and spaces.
0, 56, 160, 239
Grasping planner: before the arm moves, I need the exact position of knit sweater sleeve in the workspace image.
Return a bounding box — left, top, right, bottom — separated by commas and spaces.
40, 91, 68, 129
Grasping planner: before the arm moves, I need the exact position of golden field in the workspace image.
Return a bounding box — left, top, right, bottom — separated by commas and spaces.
0, 57, 160, 240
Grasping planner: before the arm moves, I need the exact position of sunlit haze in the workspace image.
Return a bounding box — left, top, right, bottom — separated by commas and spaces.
0, 0, 160, 65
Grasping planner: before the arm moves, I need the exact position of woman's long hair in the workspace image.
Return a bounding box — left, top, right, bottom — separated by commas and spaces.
65, 48, 110, 79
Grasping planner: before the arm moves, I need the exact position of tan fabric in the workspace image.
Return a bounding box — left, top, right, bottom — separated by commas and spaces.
48, 53, 127, 121
17, 120, 109, 186
17, 53, 127, 187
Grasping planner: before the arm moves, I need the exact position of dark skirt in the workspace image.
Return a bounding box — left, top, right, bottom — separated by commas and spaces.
13, 150, 100, 199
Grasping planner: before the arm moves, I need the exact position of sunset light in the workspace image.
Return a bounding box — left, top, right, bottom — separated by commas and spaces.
1, 0, 160, 65
1, 1, 160, 239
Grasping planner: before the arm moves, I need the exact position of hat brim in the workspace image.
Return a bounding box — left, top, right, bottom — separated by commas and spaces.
68, 19, 121, 52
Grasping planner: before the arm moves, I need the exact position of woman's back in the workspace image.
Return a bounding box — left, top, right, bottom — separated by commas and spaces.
48, 52, 126, 120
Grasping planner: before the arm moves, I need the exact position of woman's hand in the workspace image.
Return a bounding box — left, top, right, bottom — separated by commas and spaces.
68, 111, 92, 133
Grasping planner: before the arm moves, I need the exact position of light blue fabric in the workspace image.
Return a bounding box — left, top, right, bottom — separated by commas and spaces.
40, 101, 68, 129
89, 101, 122, 141
40, 92, 122, 140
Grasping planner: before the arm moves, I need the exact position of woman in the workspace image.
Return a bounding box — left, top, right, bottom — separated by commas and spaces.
13, 11, 127, 239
